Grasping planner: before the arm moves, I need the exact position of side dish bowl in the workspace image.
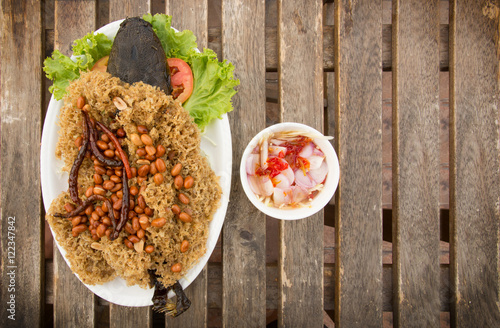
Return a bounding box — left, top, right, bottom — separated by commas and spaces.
240, 122, 339, 220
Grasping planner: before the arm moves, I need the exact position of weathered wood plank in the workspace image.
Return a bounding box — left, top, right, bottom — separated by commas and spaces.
207, 25, 450, 71
334, 0, 383, 326
449, 0, 500, 326
108, 0, 150, 22
52, 1, 98, 326
107, 0, 153, 325
392, 0, 441, 326
167, 0, 208, 48
165, 2, 209, 326
278, 0, 324, 327
0, 1, 43, 326
221, 0, 267, 326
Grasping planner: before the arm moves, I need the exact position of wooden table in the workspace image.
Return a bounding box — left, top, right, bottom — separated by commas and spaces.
1, 0, 499, 327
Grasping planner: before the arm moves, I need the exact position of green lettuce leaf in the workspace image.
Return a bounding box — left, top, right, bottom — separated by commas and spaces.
142, 13, 197, 61
183, 48, 239, 130
43, 32, 113, 100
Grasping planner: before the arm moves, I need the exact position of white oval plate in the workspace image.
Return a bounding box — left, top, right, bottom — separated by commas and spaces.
40, 19, 232, 307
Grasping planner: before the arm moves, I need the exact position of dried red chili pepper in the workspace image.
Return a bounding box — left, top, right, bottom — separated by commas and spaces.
54, 194, 115, 228
68, 115, 89, 205
82, 111, 123, 167
110, 166, 129, 241
96, 121, 132, 179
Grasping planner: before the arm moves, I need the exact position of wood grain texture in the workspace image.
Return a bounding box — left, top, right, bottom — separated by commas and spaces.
221, 0, 267, 326
449, 0, 500, 326
207, 25, 450, 71
108, 0, 153, 325
0, 0, 43, 327
277, 0, 324, 327
109, 0, 150, 22
334, 0, 383, 327
392, 0, 441, 326
52, 2, 98, 326
164, 2, 209, 326
166, 0, 208, 48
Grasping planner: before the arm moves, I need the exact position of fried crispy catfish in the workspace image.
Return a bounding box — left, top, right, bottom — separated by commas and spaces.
107, 17, 172, 94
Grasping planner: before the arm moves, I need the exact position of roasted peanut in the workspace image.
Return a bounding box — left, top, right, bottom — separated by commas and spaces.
95, 206, 105, 217
151, 217, 167, 228
72, 224, 87, 235
106, 169, 114, 176
140, 134, 153, 146
134, 206, 144, 214
171, 204, 181, 215
110, 183, 122, 193
179, 212, 192, 223
129, 185, 139, 196
153, 173, 164, 185
171, 163, 182, 176
130, 133, 143, 146
149, 162, 158, 175
101, 134, 110, 143
93, 185, 106, 196
110, 175, 121, 183
145, 245, 155, 253
102, 217, 111, 226
75, 136, 83, 148
85, 186, 94, 198
137, 125, 148, 134
130, 167, 137, 178
137, 195, 146, 209
137, 229, 145, 239
139, 216, 150, 230
136, 148, 147, 157
116, 128, 126, 138
174, 175, 183, 189
156, 144, 166, 157
145, 154, 156, 161
94, 173, 103, 185
180, 240, 189, 253
178, 193, 190, 204
144, 207, 154, 217
128, 235, 140, 243
145, 145, 156, 156
94, 166, 106, 175
64, 203, 76, 213
85, 205, 93, 216
76, 96, 86, 109
96, 140, 108, 150
132, 217, 141, 231
103, 180, 115, 190
171, 263, 182, 273
71, 216, 82, 227
115, 168, 123, 177
96, 224, 107, 237
155, 158, 166, 173
124, 239, 134, 249
138, 164, 150, 177
113, 199, 122, 210
82, 104, 91, 112
125, 222, 136, 235
183, 176, 194, 189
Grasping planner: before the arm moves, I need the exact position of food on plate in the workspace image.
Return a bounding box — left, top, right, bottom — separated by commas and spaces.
43, 13, 239, 131
43, 15, 236, 316
107, 17, 172, 94
246, 131, 329, 208
46, 70, 221, 316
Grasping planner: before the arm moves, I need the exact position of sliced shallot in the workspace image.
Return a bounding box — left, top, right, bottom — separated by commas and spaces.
308, 161, 328, 185
294, 169, 316, 189
246, 154, 260, 175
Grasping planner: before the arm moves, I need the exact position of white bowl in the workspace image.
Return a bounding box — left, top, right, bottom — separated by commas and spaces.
240, 122, 340, 220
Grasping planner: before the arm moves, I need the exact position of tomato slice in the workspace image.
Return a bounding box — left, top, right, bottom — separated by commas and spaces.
167, 58, 194, 103
91, 56, 109, 72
